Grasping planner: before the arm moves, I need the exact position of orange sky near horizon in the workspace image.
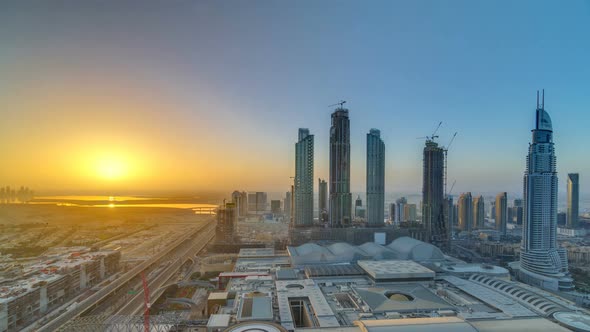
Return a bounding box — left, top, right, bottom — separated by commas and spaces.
0, 74, 294, 193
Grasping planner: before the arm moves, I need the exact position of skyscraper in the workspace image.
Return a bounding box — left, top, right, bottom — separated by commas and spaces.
473, 195, 485, 230
248, 192, 268, 213
329, 107, 352, 227
396, 197, 407, 223
422, 140, 447, 249
284, 191, 292, 217
318, 178, 328, 215
355, 195, 363, 218
514, 198, 524, 225
366, 129, 385, 227
216, 202, 237, 243
405, 204, 417, 222
355, 195, 362, 208
458, 192, 473, 231
389, 203, 396, 223
295, 128, 314, 227
271, 200, 281, 214
444, 196, 454, 233
495, 192, 507, 235
567, 173, 579, 228
519, 90, 572, 291
232, 191, 243, 217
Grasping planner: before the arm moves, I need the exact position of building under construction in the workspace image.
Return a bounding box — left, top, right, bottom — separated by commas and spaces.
215, 202, 237, 243
422, 139, 449, 251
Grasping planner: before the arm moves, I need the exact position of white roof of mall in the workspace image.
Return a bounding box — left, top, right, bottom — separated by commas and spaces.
287, 237, 445, 265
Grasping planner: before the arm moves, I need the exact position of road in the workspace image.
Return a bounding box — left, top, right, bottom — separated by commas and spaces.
37, 221, 214, 332
114, 225, 215, 316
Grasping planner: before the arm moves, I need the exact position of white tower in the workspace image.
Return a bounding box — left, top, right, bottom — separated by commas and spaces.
519, 90, 573, 291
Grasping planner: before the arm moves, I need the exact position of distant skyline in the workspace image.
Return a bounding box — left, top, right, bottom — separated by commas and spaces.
1, 1, 589, 194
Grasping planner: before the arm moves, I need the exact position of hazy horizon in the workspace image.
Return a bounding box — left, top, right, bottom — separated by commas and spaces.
1, 1, 589, 194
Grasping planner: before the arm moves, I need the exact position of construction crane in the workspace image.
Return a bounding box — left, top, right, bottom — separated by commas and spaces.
447, 180, 457, 197
443, 132, 458, 197
141, 272, 150, 332
417, 121, 443, 141
328, 100, 346, 108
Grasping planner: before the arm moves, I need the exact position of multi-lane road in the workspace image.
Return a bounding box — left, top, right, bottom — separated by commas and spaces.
37, 221, 215, 332
114, 225, 215, 316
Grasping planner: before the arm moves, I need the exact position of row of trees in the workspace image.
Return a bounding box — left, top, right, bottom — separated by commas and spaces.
0, 186, 35, 204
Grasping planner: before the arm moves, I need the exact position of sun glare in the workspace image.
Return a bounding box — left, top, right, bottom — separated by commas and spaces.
96, 158, 127, 180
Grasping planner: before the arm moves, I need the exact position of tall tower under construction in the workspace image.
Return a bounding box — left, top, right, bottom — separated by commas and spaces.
329, 106, 352, 227
422, 139, 448, 250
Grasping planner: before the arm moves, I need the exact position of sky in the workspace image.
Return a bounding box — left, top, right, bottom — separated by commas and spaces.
0, 0, 589, 195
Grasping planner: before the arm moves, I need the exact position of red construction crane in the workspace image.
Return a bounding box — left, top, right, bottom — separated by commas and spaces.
141, 272, 150, 332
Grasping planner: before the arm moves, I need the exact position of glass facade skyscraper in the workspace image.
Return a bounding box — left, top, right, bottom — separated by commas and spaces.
519, 91, 573, 291
495, 192, 507, 235
567, 173, 579, 228
295, 128, 314, 227
366, 129, 385, 227
458, 192, 472, 232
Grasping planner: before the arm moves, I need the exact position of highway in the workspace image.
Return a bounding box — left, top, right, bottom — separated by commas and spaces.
37, 221, 214, 332
114, 224, 215, 316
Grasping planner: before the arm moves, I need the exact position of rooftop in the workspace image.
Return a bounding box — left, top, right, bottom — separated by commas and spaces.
355, 284, 454, 313
357, 260, 435, 281
288, 237, 445, 266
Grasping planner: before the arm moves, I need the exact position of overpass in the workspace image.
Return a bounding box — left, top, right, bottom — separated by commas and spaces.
113, 224, 215, 316
38, 221, 215, 332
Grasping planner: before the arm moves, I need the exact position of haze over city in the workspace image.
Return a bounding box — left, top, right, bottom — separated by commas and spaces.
1, 0, 590, 194
2, 2, 590, 332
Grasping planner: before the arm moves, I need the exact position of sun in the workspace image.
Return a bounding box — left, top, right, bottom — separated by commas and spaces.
96, 158, 127, 180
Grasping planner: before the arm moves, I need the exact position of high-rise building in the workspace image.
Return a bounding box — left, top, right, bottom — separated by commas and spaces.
405, 204, 417, 222
248, 193, 257, 212
567, 173, 579, 228
216, 202, 237, 243
329, 107, 352, 227
396, 197, 407, 223
444, 196, 454, 234
318, 178, 328, 214
473, 195, 485, 230
422, 139, 447, 249
231, 191, 242, 216
355, 195, 363, 218
519, 90, 572, 291
284, 191, 292, 217
557, 212, 567, 226
458, 192, 473, 231
231, 191, 248, 217
271, 200, 281, 214
355, 195, 362, 208
295, 128, 314, 227
366, 129, 385, 227
389, 203, 396, 223
257, 192, 267, 212
495, 192, 508, 235
513, 199, 524, 225
247, 192, 268, 213
490, 201, 496, 220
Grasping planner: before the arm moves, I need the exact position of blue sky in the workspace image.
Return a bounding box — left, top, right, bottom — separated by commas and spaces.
1, 0, 589, 195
